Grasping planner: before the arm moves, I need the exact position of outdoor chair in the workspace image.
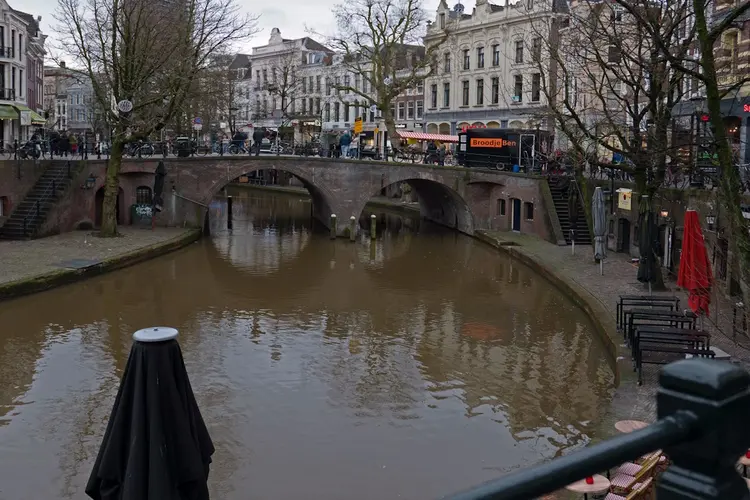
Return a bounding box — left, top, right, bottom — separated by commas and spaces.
603, 477, 653, 500
609, 454, 659, 495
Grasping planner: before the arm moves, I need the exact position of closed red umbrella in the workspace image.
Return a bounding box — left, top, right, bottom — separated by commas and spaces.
677, 210, 713, 316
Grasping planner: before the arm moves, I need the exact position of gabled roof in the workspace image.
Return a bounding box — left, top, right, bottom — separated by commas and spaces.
228, 53, 251, 70
11, 9, 40, 36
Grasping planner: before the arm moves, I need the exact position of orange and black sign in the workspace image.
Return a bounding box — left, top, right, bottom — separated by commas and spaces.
470, 138, 517, 148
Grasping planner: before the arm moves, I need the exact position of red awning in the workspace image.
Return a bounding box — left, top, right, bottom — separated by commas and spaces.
396, 131, 459, 143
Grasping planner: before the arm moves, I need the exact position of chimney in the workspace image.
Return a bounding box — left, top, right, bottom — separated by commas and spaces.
37, 16, 41, 22
60, 61, 66, 68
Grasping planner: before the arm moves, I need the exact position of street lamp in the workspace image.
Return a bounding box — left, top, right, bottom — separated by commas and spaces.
82, 174, 96, 189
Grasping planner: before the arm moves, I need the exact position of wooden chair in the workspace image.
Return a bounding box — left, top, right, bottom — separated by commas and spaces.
609, 455, 659, 496
603, 477, 653, 500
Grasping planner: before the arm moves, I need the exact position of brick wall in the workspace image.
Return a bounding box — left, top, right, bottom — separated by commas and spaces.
0, 160, 48, 227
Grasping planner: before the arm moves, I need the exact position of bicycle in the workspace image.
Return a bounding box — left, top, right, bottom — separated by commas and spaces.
127, 141, 155, 158
228, 143, 248, 155
194, 142, 211, 156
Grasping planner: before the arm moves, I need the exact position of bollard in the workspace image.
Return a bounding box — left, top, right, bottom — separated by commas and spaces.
349, 216, 356, 242
330, 214, 337, 239
370, 214, 377, 240
227, 195, 233, 230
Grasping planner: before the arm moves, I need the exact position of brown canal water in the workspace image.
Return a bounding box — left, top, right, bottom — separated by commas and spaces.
0, 188, 615, 500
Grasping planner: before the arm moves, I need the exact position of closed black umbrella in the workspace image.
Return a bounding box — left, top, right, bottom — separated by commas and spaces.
86, 327, 214, 500
153, 161, 167, 212
637, 195, 660, 290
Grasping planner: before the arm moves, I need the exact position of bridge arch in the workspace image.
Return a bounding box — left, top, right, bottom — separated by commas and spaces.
203, 162, 339, 230
354, 174, 475, 235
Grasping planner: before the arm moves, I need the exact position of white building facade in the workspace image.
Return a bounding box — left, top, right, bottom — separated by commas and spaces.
0, 0, 46, 146
423, 0, 568, 136
247, 28, 333, 142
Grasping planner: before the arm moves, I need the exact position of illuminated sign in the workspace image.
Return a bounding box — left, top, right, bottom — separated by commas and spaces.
700, 114, 710, 122
744, 105, 750, 113
470, 138, 517, 148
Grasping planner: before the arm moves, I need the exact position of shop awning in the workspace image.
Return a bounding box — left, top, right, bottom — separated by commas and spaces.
0, 105, 18, 120
396, 131, 459, 143
30, 110, 46, 125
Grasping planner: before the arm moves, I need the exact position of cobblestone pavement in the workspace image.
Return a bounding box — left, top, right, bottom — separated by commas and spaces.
483, 231, 750, 434
0, 227, 194, 286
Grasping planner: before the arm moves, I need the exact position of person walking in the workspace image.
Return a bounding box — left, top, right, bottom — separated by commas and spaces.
339, 130, 351, 158
59, 133, 70, 158
70, 134, 78, 156
252, 127, 265, 156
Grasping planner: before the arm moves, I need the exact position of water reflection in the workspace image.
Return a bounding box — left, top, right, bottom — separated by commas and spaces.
0, 188, 614, 500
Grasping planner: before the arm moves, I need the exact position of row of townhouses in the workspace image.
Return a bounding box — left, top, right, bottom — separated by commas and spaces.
227, 0, 750, 162
0, 0, 47, 146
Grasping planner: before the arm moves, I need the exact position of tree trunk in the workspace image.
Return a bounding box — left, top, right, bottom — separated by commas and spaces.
99, 138, 124, 237
695, 1, 750, 296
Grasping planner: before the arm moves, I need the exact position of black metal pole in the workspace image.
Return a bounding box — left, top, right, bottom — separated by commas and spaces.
227, 195, 233, 230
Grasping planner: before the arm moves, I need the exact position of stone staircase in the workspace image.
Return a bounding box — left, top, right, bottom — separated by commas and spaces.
548, 176, 591, 245
0, 162, 78, 240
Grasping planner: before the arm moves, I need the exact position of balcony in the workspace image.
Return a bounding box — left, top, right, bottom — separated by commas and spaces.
0, 88, 15, 101
0, 46, 13, 58
447, 359, 750, 500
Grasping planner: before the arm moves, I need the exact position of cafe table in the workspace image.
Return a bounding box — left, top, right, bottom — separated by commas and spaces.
565, 474, 610, 500
615, 420, 649, 433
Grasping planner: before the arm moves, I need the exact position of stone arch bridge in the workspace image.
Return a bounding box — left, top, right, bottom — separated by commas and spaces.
119, 156, 558, 239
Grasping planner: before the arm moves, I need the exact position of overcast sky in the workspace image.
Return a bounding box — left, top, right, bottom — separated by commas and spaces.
22, 0, 459, 56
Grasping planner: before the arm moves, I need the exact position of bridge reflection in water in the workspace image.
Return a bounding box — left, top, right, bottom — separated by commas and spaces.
0, 188, 613, 500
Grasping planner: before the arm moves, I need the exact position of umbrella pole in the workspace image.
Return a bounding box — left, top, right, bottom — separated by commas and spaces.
600, 259, 603, 276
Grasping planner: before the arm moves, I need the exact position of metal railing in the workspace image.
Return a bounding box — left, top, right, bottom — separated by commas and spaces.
0, 46, 14, 59
446, 358, 750, 500
0, 87, 15, 101
22, 161, 72, 237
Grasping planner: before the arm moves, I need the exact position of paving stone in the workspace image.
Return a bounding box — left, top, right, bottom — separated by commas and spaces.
0, 227, 193, 286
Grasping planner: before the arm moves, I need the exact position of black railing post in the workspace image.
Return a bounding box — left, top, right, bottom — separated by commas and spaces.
52, 179, 56, 195
656, 359, 750, 499
13, 139, 17, 160
67, 161, 71, 178
84, 139, 88, 160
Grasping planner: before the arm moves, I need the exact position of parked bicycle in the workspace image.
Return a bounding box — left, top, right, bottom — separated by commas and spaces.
228, 143, 249, 155
126, 140, 155, 158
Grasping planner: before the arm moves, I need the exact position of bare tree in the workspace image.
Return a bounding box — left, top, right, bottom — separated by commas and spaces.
55, 0, 258, 236
530, 0, 698, 288
264, 51, 304, 129
315, 0, 445, 140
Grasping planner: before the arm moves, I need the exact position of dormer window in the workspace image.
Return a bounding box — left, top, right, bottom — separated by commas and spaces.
439, 13, 445, 29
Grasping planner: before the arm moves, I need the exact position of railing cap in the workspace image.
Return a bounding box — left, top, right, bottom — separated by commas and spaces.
660, 359, 750, 401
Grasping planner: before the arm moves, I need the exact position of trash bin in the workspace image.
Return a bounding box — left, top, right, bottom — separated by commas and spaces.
176, 136, 191, 158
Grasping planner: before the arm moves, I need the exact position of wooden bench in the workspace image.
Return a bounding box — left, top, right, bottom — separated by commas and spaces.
631, 326, 710, 363
636, 345, 715, 385
626, 309, 697, 347
617, 295, 680, 332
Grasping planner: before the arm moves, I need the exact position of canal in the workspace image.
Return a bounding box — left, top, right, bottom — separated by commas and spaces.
0, 188, 615, 500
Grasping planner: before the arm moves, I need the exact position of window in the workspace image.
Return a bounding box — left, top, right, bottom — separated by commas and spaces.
302, 78, 307, 93
724, 32, 739, 71
344, 103, 350, 122
334, 102, 340, 121
613, 7, 623, 22
531, 73, 541, 102
515, 40, 524, 63
18, 33, 22, 60
439, 12, 445, 29
463, 49, 470, 70
302, 99, 307, 114
492, 44, 500, 66
497, 199, 506, 216
416, 100, 423, 119
136, 186, 152, 205
309, 98, 314, 115
316, 75, 322, 92
325, 102, 331, 121
262, 69, 267, 82
335, 76, 341, 93
532, 37, 542, 62
325, 77, 331, 95
18, 70, 22, 96
443, 82, 450, 107
407, 100, 415, 119
343, 75, 350, 89
362, 78, 368, 93
491, 77, 499, 104
462, 80, 469, 106
513, 75, 523, 102
390, 102, 396, 118
417, 82, 424, 94
398, 101, 405, 119
443, 52, 451, 73
354, 74, 360, 91
476, 79, 484, 105
315, 97, 321, 114
608, 45, 622, 64
476, 47, 485, 68
524, 202, 534, 220
430, 84, 438, 108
